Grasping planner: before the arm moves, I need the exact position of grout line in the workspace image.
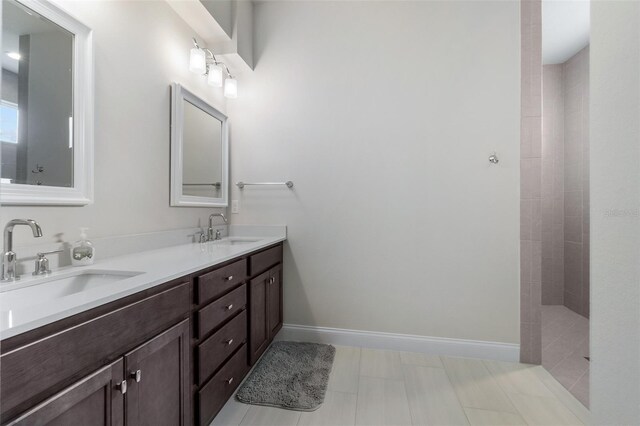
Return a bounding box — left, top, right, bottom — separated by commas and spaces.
542, 318, 589, 370
569, 368, 589, 392
545, 329, 589, 385
541, 314, 581, 350
358, 373, 403, 379
400, 370, 416, 426
439, 356, 472, 425
502, 389, 541, 426
353, 347, 362, 425
462, 406, 532, 425
237, 406, 250, 426
534, 366, 590, 424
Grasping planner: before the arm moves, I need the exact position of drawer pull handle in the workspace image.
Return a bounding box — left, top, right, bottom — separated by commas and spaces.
226, 377, 234, 385
117, 380, 127, 395
130, 370, 142, 383
225, 339, 234, 346
226, 304, 234, 310
225, 275, 234, 281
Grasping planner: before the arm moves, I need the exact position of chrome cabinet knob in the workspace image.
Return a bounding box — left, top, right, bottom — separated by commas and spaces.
117, 380, 127, 394
225, 275, 234, 281
130, 370, 142, 383
226, 377, 234, 385
225, 339, 234, 346
225, 304, 234, 310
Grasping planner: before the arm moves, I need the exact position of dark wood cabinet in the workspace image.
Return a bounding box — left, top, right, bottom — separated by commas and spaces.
0, 282, 190, 421
197, 311, 247, 385
124, 320, 190, 426
196, 259, 247, 305
249, 263, 283, 365
1, 242, 284, 426
6, 359, 124, 426
249, 270, 271, 365
5, 321, 190, 426
267, 264, 283, 338
197, 344, 248, 426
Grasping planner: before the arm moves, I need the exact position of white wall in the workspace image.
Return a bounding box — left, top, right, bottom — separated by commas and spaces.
590, 0, 640, 423
228, 1, 521, 344
1, 0, 227, 247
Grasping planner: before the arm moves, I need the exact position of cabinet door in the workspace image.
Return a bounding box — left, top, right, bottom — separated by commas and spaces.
124, 320, 190, 426
6, 359, 124, 426
267, 264, 283, 339
249, 270, 270, 365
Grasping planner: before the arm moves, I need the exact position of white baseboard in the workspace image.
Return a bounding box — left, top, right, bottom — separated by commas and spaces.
276, 324, 520, 362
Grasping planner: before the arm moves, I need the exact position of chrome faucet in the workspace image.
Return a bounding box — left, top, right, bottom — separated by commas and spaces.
2, 219, 43, 281
33, 249, 63, 276
208, 213, 227, 241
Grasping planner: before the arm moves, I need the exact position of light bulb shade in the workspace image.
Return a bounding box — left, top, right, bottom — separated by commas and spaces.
189, 47, 206, 74
224, 78, 238, 99
208, 64, 223, 87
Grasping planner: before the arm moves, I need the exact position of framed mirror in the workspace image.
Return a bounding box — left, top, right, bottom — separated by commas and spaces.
170, 83, 228, 207
0, 0, 93, 205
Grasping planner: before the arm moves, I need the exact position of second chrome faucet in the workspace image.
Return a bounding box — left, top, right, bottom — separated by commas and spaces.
207, 213, 227, 242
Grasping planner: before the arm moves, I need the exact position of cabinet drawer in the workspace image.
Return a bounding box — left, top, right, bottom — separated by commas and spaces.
197, 310, 247, 385
249, 244, 282, 276
1, 282, 190, 420
198, 344, 248, 426
197, 284, 246, 339
196, 259, 247, 305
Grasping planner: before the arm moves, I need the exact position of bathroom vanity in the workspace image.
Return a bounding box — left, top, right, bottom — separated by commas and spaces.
0, 236, 285, 426
0, 0, 286, 424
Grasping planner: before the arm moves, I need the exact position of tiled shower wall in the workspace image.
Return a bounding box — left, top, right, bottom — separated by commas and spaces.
520, 0, 543, 364
563, 46, 590, 318
542, 65, 565, 305
540, 47, 590, 319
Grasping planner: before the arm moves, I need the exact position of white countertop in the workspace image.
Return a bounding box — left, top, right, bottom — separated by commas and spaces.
0, 226, 286, 340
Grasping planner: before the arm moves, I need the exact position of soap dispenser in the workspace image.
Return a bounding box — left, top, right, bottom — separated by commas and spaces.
71, 227, 95, 266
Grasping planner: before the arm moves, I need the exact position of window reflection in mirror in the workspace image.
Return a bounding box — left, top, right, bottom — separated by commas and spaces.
181, 100, 223, 198
1, 0, 74, 188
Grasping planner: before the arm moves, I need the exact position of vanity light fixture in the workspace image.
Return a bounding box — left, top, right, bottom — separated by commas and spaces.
224, 77, 238, 99
188, 45, 206, 74
189, 38, 238, 99
6, 51, 21, 60
208, 64, 223, 87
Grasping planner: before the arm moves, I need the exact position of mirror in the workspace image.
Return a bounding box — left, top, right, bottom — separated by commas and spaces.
170, 83, 228, 207
0, 0, 93, 205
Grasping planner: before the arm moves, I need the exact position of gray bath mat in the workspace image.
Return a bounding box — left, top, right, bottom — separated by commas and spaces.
236, 341, 335, 411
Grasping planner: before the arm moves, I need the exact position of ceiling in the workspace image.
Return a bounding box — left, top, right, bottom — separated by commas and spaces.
542, 0, 590, 65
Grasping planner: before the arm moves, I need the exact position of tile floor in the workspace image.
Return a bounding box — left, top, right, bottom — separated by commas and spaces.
210, 345, 590, 426
541, 305, 589, 407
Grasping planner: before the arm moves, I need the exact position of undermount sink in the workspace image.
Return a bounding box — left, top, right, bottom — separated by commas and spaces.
211, 237, 261, 246
0, 269, 143, 311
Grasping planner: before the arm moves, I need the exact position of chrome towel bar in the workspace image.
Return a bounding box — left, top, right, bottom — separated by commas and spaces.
183, 182, 221, 187
236, 181, 294, 189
